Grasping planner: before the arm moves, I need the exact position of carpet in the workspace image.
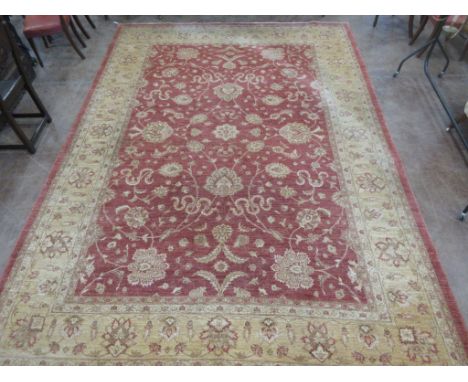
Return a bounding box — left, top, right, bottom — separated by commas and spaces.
0, 23, 467, 365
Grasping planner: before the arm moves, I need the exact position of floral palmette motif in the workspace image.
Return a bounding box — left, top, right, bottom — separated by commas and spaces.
102, 318, 137, 357
296, 209, 321, 230
160, 317, 178, 340
141, 121, 173, 143
176, 47, 199, 60
213, 124, 239, 141
260, 318, 279, 342
262, 95, 284, 106
162, 67, 179, 77
376, 238, 410, 267
398, 327, 439, 364
200, 316, 238, 356
279, 122, 321, 144
265, 163, 291, 178
9, 316, 44, 349
173, 94, 193, 105
68, 168, 95, 188
124, 207, 148, 228
63, 316, 84, 338
272, 249, 314, 290
261, 47, 285, 60
213, 83, 244, 101
159, 162, 183, 177
40, 231, 72, 259
187, 140, 204, 152
212, 224, 233, 243
246, 140, 264, 152
204, 167, 243, 197
302, 323, 336, 362
127, 248, 169, 287
281, 67, 299, 78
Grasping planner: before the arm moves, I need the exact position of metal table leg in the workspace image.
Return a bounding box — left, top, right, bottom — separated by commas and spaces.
393, 37, 437, 77
436, 39, 450, 77
458, 205, 468, 221
393, 17, 468, 222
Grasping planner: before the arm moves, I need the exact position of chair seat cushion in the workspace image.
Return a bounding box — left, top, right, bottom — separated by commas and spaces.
431, 15, 468, 29
447, 15, 468, 28
23, 16, 70, 38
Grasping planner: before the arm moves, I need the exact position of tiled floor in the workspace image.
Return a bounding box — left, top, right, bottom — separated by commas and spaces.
1, 15, 467, 320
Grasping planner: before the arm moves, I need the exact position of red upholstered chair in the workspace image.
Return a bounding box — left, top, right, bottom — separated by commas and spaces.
23, 15, 85, 67
414, 16, 468, 59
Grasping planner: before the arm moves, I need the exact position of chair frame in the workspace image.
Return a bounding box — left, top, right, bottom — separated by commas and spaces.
0, 20, 52, 153
24, 16, 85, 67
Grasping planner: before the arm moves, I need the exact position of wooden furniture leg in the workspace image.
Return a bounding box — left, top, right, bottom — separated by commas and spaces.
408, 16, 414, 39
417, 21, 443, 58
72, 16, 90, 39
409, 16, 429, 45
60, 16, 85, 59
460, 39, 468, 60
454, 114, 467, 125
68, 17, 86, 48
85, 16, 96, 29
23, 78, 52, 124
0, 100, 36, 153
41, 36, 49, 48
373, 15, 379, 28
26, 36, 43, 67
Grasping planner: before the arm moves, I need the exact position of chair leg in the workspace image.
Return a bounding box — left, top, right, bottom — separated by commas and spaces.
72, 16, 90, 39
409, 16, 429, 45
417, 23, 442, 58
458, 204, 468, 221
61, 20, 85, 59
41, 36, 49, 48
69, 18, 86, 48
408, 16, 414, 40
23, 83, 52, 123
85, 16, 96, 29
460, 39, 468, 60
373, 16, 379, 28
0, 101, 36, 153
449, 113, 467, 128
457, 114, 467, 124
26, 37, 43, 67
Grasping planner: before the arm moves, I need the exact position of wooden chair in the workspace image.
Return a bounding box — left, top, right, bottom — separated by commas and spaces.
0, 20, 51, 153
23, 15, 85, 67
